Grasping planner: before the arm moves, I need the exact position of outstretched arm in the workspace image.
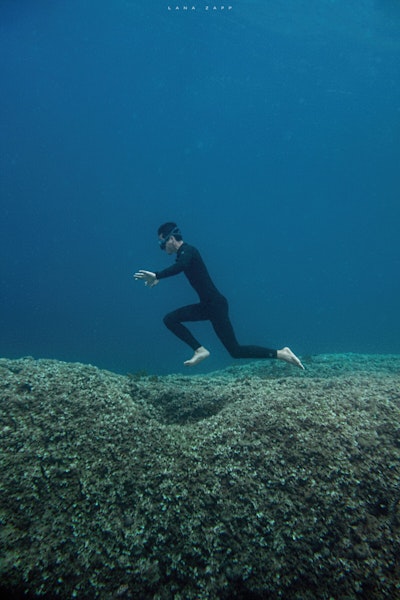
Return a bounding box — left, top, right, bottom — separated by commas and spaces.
134, 270, 159, 288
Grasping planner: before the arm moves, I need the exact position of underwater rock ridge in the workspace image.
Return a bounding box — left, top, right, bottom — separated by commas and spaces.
0, 354, 400, 599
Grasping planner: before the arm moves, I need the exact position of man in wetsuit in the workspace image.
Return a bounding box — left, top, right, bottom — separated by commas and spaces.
134, 222, 304, 369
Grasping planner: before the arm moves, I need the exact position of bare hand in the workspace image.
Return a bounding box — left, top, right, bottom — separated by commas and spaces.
134, 270, 159, 288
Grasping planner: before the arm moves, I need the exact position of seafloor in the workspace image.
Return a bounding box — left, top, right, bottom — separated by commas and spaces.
0, 354, 399, 599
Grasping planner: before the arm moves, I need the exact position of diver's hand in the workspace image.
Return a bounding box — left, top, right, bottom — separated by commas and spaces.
134, 270, 159, 288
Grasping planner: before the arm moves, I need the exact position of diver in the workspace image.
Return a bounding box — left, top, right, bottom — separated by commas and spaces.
134, 222, 304, 370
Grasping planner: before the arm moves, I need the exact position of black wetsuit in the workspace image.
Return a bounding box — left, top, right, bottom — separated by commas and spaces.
155, 243, 277, 359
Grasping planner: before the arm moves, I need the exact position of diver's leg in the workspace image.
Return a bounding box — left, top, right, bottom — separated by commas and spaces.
210, 299, 277, 358
163, 304, 210, 365
210, 299, 304, 368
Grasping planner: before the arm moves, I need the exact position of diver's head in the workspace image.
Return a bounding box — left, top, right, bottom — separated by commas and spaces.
157, 222, 183, 253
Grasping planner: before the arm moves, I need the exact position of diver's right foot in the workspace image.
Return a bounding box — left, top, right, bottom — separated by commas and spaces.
277, 347, 305, 369
184, 346, 210, 367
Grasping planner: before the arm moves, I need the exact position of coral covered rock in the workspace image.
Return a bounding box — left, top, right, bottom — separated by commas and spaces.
0, 354, 399, 599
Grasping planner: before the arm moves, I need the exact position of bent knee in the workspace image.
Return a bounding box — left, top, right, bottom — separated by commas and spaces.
227, 346, 242, 359
163, 313, 175, 328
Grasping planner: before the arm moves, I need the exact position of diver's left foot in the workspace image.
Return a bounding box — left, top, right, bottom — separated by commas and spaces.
277, 347, 305, 370
184, 346, 210, 367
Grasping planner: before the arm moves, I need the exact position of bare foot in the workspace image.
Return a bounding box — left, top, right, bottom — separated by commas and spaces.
277, 347, 305, 370
184, 346, 210, 367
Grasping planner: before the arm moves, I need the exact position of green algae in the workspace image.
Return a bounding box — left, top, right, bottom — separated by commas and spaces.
0, 354, 399, 599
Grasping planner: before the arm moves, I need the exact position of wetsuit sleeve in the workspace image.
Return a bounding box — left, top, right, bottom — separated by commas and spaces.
155, 246, 193, 280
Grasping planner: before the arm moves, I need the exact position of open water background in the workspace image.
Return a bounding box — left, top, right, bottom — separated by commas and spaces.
1, 1, 400, 374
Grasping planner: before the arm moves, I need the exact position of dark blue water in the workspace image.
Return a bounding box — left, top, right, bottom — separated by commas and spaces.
1, 1, 400, 375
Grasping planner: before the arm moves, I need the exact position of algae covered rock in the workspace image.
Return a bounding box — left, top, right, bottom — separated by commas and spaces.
0, 355, 399, 599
